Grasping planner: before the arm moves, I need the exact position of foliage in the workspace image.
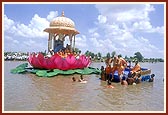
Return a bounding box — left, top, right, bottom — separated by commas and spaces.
118, 54, 122, 58
74, 48, 81, 54
111, 51, 116, 58
106, 52, 111, 58
134, 52, 144, 62
98, 52, 102, 59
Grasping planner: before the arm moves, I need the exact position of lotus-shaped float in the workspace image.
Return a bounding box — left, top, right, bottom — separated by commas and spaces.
28, 53, 91, 70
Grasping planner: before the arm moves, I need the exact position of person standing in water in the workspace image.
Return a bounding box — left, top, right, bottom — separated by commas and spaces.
78, 75, 87, 83
121, 73, 128, 85
111, 56, 119, 81
149, 74, 155, 82
131, 61, 141, 74
106, 80, 115, 88
117, 55, 127, 81
72, 77, 76, 82
100, 66, 106, 81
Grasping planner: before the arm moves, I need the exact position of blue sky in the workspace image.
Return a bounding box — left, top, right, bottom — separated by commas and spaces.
3, 2, 165, 58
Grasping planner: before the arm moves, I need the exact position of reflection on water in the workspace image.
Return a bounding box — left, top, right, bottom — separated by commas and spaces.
3, 61, 165, 112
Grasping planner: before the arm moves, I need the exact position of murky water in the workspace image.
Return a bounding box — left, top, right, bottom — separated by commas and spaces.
3, 61, 165, 112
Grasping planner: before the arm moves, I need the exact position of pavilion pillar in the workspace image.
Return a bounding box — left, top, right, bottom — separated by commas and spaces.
73, 35, 75, 51
48, 33, 50, 52
48, 33, 52, 52
69, 34, 73, 52
52, 35, 54, 50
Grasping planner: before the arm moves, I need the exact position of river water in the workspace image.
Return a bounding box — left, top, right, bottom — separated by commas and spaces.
3, 61, 165, 112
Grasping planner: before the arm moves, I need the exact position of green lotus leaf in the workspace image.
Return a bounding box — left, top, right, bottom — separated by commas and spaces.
11, 63, 101, 77
36, 70, 47, 77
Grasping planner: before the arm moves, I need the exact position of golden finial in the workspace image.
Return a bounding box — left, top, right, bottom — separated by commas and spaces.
62, 11, 64, 17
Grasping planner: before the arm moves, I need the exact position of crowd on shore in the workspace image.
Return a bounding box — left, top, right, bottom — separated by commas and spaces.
4, 53, 28, 61
4, 44, 81, 61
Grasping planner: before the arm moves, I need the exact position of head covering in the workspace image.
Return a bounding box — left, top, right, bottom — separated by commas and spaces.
122, 76, 126, 80
151, 74, 155, 78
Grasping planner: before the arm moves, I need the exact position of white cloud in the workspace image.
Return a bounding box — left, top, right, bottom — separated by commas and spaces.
23, 39, 35, 47
133, 21, 164, 34
75, 35, 88, 49
47, 11, 58, 21
29, 14, 49, 31
95, 4, 154, 22
93, 32, 100, 38
4, 14, 49, 39
88, 28, 97, 33
89, 4, 164, 58
4, 12, 53, 52
5, 36, 13, 41
139, 37, 149, 43
89, 29, 100, 38
154, 26, 164, 34
13, 40, 19, 44
90, 37, 100, 47
133, 21, 152, 30
4, 15, 14, 31
97, 15, 107, 24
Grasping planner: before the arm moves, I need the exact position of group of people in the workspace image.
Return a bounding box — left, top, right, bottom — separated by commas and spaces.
101, 55, 155, 87
121, 72, 155, 85
72, 75, 87, 83
48, 44, 80, 58
121, 72, 142, 85
101, 55, 139, 82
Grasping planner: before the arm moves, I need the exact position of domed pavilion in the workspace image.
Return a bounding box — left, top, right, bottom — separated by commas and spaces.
11, 11, 101, 76
44, 11, 79, 53
27, 11, 91, 71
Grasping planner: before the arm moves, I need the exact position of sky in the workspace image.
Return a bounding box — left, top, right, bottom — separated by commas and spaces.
3, 2, 165, 58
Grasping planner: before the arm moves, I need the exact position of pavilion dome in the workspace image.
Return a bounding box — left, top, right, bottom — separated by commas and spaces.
44, 11, 79, 35
50, 12, 75, 28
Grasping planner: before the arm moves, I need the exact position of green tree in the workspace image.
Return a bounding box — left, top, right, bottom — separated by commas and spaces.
85, 50, 90, 56
106, 52, 111, 58
98, 52, 102, 59
74, 48, 79, 52
134, 52, 143, 62
74, 48, 81, 54
90, 52, 95, 58
124, 55, 129, 60
95, 54, 98, 60
111, 51, 116, 58
118, 54, 122, 58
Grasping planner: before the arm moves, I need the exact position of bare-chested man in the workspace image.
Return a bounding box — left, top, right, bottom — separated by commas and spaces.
105, 57, 112, 67
110, 56, 119, 81
131, 61, 141, 74
117, 55, 127, 77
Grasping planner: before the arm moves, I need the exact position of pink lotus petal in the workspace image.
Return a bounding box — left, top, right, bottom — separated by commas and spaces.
28, 53, 91, 70
66, 54, 76, 66
62, 59, 70, 70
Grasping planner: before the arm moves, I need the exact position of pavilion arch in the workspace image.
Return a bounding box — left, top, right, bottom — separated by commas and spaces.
44, 11, 79, 53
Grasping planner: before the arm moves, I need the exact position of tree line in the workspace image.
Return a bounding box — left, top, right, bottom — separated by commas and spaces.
84, 50, 164, 62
